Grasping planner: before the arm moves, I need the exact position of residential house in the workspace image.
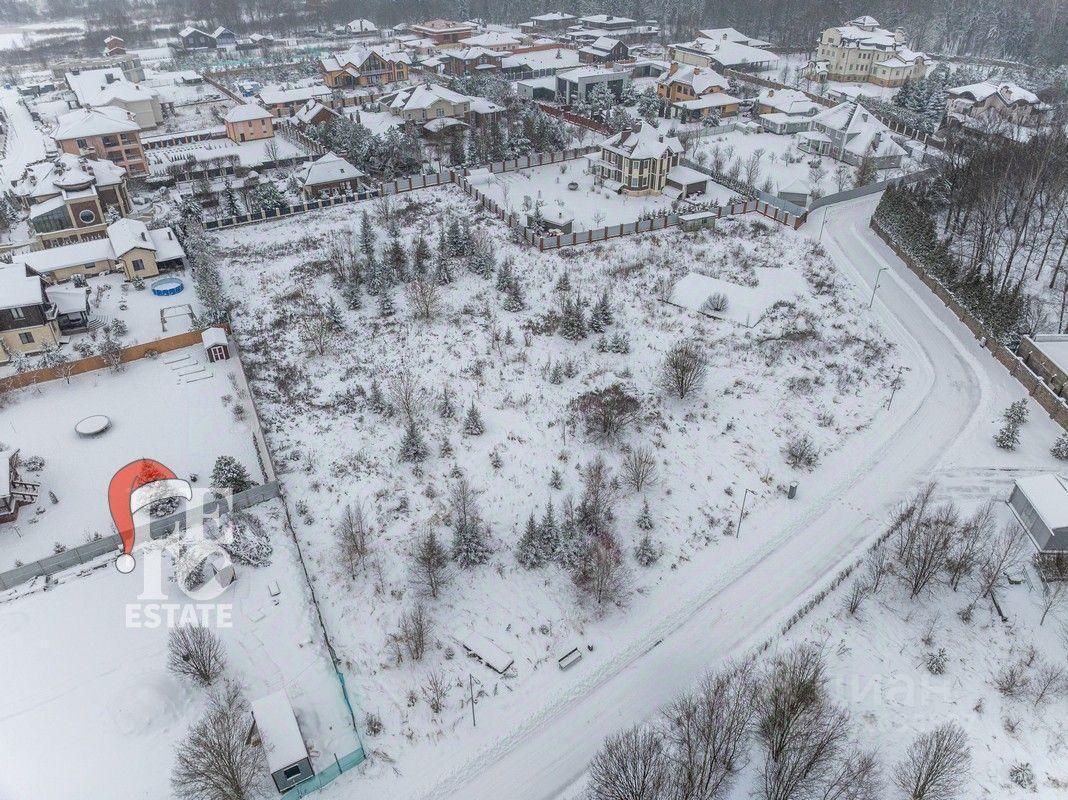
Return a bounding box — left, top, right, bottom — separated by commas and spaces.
224, 104, 274, 143
103, 35, 126, 55
459, 31, 523, 52
468, 96, 505, 127
1008, 474, 1068, 560
555, 66, 629, 105
563, 14, 658, 45
656, 64, 729, 102
0, 266, 60, 362
440, 47, 505, 77
52, 106, 146, 176
295, 99, 340, 129
379, 83, 472, 125
669, 37, 778, 72
407, 20, 478, 45
319, 46, 411, 88
211, 27, 237, 48
579, 37, 629, 64
178, 27, 216, 50
259, 85, 332, 117
695, 28, 772, 47
804, 16, 927, 87
298, 152, 367, 198
0, 449, 40, 523
500, 46, 582, 79
249, 691, 314, 793
595, 121, 683, 194
51, 53, 145, 83
11, 218, 186, 283
672, 92, 741, 122
945, 81, 1051, 136
755, 88, 824, 133
347, 19, 378, 37
798, 101, 906, 168
520, 12, 576, 35
14, 154, 131, 248
65, 67, 163, 129
46, 283, 92, 332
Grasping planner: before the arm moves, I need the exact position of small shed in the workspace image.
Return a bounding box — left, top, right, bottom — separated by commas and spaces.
202, 327, 230, 362
664, 165, 709, 199
777, 177, 811, 208
1008, 474, 1068, 554
249, 690, 314, 792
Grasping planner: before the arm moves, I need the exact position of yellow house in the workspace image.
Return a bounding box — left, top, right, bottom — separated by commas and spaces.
0, 265, 60, 362
12, 219, 186, 283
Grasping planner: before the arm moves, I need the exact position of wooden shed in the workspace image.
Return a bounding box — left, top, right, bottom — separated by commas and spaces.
202, 327, 230, 362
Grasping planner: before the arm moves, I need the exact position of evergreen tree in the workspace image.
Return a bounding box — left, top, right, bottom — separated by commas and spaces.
438, 385, 456, 419
637, 498, 654, 531
445, 217, 467, 258
503, 280, 525, 312
378, 286, 395, 318
359, 209, 376, 259
495, 260, 514, 292
1051, 433, 1068, 460
538, 500, 559, 562
324, 296, 344, 328
467, 231, 494, 277
994, 399, 1029, 450
385, 235, 407, 284
516, 512, 544, 568
364, 254, 380, 295
211, 456, 254, 494
634, 533, 661, 566
555, 271, 572, 292
554, 501, 586, 569
559, 296, 588, 341
411, 232, 431, 277
399, 421, 429, 462
463, 403, 485, 436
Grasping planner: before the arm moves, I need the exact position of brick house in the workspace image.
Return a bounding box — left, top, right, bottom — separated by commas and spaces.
596, 121, 683, 194
51, 106, 146, 176
804, 16, 927, 88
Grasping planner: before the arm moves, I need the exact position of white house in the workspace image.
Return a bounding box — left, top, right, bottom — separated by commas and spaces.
64, 67, 163, 129
755, 88, 824, 134
669, 37, 778, 72
945, 81, 1051, 137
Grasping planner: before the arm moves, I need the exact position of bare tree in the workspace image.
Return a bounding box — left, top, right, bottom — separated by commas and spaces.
422, 670, 450, 714
976, 522, 1024, 600
411, 528, 450, 599
573, 536, 629, 609
388, 368, 425, 427
570, 384, 641, 442
661, 339, 708, 400
865, 548, 889, 594
945, 501, 994, 591
336, 501, 371, 579
1039, 579, 1068, 625
406, 278, 442, 321
1030, 660, 1068, 708
663, 660, 758, 800
168, 625, 227, 686
299, 311, 337, 357
759, 702, 850, 800
397, 603, 431, 661
893, 723, 970, 800
893, 495, 957, 600
756, 644, 827, 762
587, 724, 669, 800
819, 748, 881, 800
171, 682, 269, 800
622, 447, 659, 493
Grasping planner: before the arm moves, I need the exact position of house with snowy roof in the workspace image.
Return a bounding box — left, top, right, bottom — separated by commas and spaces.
64, 67, 162, 129
520, 11, 576, 34
458, 31, 523, 52
14, 154, 132, 248
378, 83, 472, 125
595, 121, 684, 194
555, 65, 629, 105
346, 18, 379, 37
945, 81, 1051, 137
0, 265, 61, 363
258, 84, 332, 117
579, 36, 629, 64
178, 26, 215, 50
223, 104, 275, 143
805, 16, 927, 87
439, 46, 506, 77
294, 99, 341, 129
51, 106, 146, 176
0, 448, 40, 522
798, 101, 906, 168
669, 36, 778, 73
319, 46, 411, 88
298, 152, 367, 198
11, 218, 185, 283
755, 88, 824, 134
696, 28, 772, 48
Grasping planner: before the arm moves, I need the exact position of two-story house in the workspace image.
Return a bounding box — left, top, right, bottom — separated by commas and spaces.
319, 46, 411, 88
805, 17, 927, 87
755, 88, 825, 134
51, 106, 146, 176
579, 37, 630, 64
14, 154, 131, 248
258, 85, 333, 117
224, 104, 275, 142
945, 81, 1052, 137
440, 47, 505, 77
596, 121, 683, 194
407, 20, 478, 46
379, 83, 472, 125
0, 265, 60, 362
65, 67, 163, 129
798, 101, 906, 168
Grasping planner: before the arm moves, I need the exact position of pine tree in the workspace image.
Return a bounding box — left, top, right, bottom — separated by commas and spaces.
324, 296, 344, 328
385, 236, 407, 284
1051, 433, 1068, 460
467, 232, 494, 277
412, 232, 431, 277
995, 399, 1028, 450
359, 209, 376, 257
559, 296, 587, 341
555, 270, 572, 292
463, 403, 485, 436
516, 512, 544, 568
378, 286, 395, 318
495, 260, 513, 292
503, 280, 525, 312
210, 456, 254, 494
438, 385, 456, 419
445, 217, 467, 258
538, 500, 559, 562
637, 498, 654, 530
554, 501, 586, 570
364, 254, 380, 295
399, 421, 429, 462
634, 533, 661, 566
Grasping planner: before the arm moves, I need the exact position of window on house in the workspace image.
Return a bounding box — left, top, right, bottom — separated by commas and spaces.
282, 765, 303, 780
132, 259, 145, 271
11, 306, 25, 320
78, 208, 96, 224
19, 332, 34, 344
76, 138, 88, 148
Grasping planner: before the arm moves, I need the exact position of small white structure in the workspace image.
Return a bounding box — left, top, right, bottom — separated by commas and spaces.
457, 631, 514, 674
202, 327, 230, 363
1008, 474, 1068, 554
249, 690, 314, 792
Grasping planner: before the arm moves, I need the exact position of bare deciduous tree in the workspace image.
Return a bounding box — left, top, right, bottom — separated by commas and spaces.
622, 447, 659, 493
168, 625, 227, 686
756, 644, 827, 762
336, 501, 371, 579
1030, 660, 1067, 707
422, 670, 450, 714
759, 701, 851, 800
573, 536, 629, 609
893, 723, 970, 800
171, 682, 269, 800
977, 523, 1024, 601
1039, 579, 1067, 626
945, 501, 994, 591
570, 383, 641, 442
411, 528, 450, 599
397, 603, 430, 661
661, 340, 708, 400
388, 368, 424, 426
587, 724, 669, 800
406, 278, 442, 321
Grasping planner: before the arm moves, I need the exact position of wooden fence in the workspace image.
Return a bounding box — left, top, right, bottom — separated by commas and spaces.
871, 219, 1068, 432
0, 326, 228, 393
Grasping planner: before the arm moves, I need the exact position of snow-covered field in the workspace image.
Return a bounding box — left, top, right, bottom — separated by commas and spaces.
209, 185, 905, 792
471, 161, 736, 230
0, 344, 259, 566
147, 135, 307, 174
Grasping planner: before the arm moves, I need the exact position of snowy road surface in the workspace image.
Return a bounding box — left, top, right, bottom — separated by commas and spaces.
0, 87, 45, 187
384, 195, 1000, 800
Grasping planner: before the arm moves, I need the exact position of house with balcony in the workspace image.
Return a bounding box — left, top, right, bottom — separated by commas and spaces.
51, 106, 146, 175
798, 101, 906, 168
11, 218, 186, 283
0, 266, 61, 363
0, 449, 40, 523
656, 64, 741, 119
595, 121, 683, 194
944, 81, 1052, 139
379, 83, 472, 126
319, 46, 411, 88
804, 17, 927, 88
13, 154, 131, 249
408, 20, 478, 45
259, 84, 333, 117
65, 66, 163, 129
440, 47, 505, 77
224, 104, 275, 142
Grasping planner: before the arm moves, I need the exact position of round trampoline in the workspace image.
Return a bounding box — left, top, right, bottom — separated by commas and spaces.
75, 415, 112, 437
151, 277, 185, 296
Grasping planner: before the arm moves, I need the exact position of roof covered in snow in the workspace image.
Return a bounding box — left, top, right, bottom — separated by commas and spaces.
299, 151, 366, 186
673, 37, 779, 67
601, 121, 682, 160
659, 65, 729, 95
14, 154, 125, 202
0, 264, 44, 310
52, 106, 139, 139
224, 103, 273, 123
809, 101, 906, 159
948, 81, 1041, 106
250, 690, 308, 773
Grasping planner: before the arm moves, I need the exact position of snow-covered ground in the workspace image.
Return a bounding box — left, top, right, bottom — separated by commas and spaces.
470, 161, 735, 230
0, 344, 259, 566
206, 185, 914, 797
0, 19, 83, 50
0, 87, 47, 190
147, 135, 307, 174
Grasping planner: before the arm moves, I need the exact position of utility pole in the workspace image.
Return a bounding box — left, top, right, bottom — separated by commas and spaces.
869, 266, 887, 309
737, 488, 754, 537
469, 674, 476, 728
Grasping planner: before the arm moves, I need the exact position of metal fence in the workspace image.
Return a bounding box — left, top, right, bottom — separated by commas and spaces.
807, 168, 933, 212
0, 481, 281, 592
285, 746, 366, 798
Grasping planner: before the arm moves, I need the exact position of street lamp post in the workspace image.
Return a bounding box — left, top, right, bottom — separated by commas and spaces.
737, 488, 754, 538
868, 267, 887, 309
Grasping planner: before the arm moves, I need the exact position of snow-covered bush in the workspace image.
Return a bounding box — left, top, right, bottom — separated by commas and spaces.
223, 512, 272, 567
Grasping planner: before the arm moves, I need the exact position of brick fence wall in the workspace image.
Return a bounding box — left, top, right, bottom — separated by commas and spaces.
870, 219, 1068, 432
0, 326, 229, 393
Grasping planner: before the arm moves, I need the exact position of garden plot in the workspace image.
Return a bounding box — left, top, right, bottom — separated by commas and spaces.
470, 160, 735, 232
0, 500, 359, 800
147, 135, 307, 175
0, 344, 259, 566
212, 185, 903, 791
